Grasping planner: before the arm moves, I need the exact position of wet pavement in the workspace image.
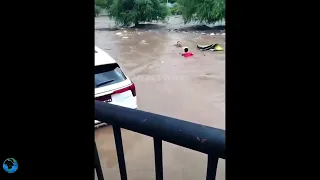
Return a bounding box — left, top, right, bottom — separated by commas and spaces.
95, 16, 225, 180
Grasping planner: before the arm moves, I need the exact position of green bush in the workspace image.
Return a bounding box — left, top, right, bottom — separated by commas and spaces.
170, 3, 182, 15
178, 0, 225, 24
95, 5, 102, 17
108, 0, 169, 26
95, 0, 112, 9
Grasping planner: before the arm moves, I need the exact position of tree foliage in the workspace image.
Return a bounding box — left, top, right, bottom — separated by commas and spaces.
170, 3, 182, 15
108, 0, 169, 26
95, 0, 112, 9
168, 0, 177, 3
177, 0, 225, 24
160, 0, 177, 3
95, 5, 102, 17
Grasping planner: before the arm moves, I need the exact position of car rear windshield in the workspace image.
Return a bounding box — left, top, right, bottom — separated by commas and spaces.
95, 63, 127, 88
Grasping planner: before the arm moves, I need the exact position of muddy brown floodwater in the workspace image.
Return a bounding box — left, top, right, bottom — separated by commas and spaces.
95, 17, 225, 180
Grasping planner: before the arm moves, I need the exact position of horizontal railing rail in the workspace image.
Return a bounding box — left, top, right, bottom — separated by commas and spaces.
94, 100, 225, 180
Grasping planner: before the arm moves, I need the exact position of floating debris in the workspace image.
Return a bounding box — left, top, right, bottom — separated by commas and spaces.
210, 33, 215, 36
197, 43, 223, 51
116, 32, 122, 36
122, 36, 129, 39
140, 40, 148, 45
201, 32, 206, 35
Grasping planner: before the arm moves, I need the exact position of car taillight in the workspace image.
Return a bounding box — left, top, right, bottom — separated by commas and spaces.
113, 83, 136, 97
130, 83, 136, 96
96, 83, 136, 102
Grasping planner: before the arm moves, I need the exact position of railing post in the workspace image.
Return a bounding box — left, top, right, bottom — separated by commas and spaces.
206, 155, 219, 180
154, 138, 163, 180
113, 125, 128, 180
95, 142, 104, 180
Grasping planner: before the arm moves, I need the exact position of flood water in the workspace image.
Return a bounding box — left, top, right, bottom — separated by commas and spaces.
95, 16, 225, 180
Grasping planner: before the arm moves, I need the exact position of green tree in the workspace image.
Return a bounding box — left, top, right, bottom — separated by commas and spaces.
108, 0, 169, 26
95, 0, 112, 9
170, 3, 182, 15
160, 0, 177, 3
178, 0, 224, 24
95, 5, 102, 17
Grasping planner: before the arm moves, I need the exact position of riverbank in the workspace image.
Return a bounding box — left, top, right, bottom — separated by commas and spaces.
95, 15, 225, 34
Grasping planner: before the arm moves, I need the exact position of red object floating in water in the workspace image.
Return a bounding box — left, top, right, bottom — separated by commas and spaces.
182, 52, 193, 57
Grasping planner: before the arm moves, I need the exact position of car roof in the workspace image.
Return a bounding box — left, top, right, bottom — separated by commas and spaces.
95, 46, 116, 66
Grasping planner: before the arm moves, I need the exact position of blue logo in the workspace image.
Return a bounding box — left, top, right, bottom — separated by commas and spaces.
3, 158, 18, 173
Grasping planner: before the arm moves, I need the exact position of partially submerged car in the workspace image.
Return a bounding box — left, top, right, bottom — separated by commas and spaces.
95, 46, 137, 128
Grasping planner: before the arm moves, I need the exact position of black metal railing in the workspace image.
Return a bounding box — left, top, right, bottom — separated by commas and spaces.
94, 100, 225, 180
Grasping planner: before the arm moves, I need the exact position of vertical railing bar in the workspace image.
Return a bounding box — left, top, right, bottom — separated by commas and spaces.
95, 142, 105, 180
154, 138, 163, 180
206, 155, 219, 180
113, 125, 128, 180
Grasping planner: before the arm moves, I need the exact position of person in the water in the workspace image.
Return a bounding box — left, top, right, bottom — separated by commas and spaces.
182, 47, 193, 57
174, 41, 182, 47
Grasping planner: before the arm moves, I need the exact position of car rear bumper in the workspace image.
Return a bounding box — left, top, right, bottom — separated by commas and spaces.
95, 97, 137, 128
109, 96, 137, 109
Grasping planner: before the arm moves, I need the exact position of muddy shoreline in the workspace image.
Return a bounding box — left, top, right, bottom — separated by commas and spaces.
95, 15, 225, 34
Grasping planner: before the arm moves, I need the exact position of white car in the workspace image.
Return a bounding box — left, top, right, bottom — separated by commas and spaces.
95, 46, 137, 128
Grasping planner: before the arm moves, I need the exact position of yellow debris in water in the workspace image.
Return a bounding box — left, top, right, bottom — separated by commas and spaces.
213, 44, 223, 51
